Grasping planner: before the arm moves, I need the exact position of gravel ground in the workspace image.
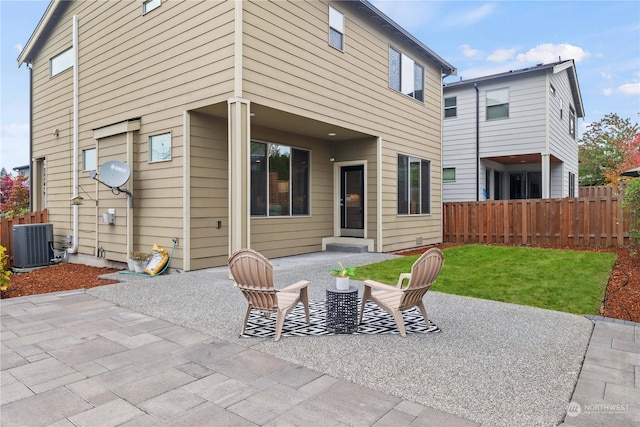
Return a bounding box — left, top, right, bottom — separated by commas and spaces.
90, 251, 593, 426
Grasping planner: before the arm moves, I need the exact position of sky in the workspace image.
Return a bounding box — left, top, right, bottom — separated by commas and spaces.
1, 0, 639, 173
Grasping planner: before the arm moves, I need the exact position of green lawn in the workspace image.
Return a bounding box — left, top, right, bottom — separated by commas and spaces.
353, 245, 617, 315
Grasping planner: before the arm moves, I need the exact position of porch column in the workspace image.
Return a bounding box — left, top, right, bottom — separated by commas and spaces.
228, 98, 251, 256
541, 153, 550, 199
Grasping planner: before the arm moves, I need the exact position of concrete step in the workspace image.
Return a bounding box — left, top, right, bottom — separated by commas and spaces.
325, 243, 368, 253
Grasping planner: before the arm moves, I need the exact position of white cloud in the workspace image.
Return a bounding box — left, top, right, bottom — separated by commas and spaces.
457, 3, 496, 26
600, 71, 613, 80
602, 88, 613, 96
618, 82, 640, 95
487, 48, 517, 63
460, 44, 482, 59
14, 43, 23, 54
516, 43, 589, 64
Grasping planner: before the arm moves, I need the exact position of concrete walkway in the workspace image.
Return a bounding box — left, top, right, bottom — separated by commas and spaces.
1, 251, 638, 426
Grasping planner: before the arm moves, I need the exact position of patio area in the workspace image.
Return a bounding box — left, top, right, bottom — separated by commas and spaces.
91, 251, 592, 425
2, 251, 638, 426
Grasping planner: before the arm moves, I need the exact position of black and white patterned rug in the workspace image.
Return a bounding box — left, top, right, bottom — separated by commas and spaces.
241, 300, 441, 338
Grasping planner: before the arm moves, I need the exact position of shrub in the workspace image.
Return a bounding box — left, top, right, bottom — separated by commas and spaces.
0, 246, 11, 292
623, 179, 640, 244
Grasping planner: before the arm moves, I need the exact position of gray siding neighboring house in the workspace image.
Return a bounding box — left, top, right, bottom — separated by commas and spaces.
17, 0, 455, 270
442, 60, 584, 202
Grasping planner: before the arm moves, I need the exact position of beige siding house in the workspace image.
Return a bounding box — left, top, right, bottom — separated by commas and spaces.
18, 0, 455, 271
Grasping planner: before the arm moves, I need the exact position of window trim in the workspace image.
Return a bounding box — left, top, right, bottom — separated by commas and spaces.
569, 106, 576, 139
443, 167, 456, 182
569, 172, 576, 198
250, 140, 311, 218
444, 97, 457, 118
82, 148, 97, 172
142, 0, 161, 15
50, 47, 73, 77
328, 6, 344, 51
149, 132, 172, 163
486, 88, 509, 120
389, 46, 424, 102
397, 154, 431, 215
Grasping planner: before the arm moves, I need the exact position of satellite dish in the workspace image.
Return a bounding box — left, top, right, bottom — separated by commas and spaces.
99, 160, 131, 188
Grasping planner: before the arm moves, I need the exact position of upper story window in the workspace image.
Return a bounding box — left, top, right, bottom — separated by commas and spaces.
82, 148, 96, 171
398, 154, 430, 215
251, 141, 310, 217
569, 106, 576, 139
328, 6, 344, 50
389, 47, 424, 102
444, 97, 457, 118
143, 0, 161, 14
50, 47, 73, 77
486, 88, 509, 120
149, 132, 171, 162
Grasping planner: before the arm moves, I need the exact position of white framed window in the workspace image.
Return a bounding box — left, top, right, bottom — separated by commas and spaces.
569, 172, 576, 197
569, 106, 576, 139
389, 47, 424, 102
149, 133, 171, 162
486, 88, 509, 120
143, 0, 161, 15
250, 141, 310, 217
398, 154, 430, 215
50, 48, 73, 77
444, 97, 457, 118
443, 167, 456, 182
82, 148, 96, 171
328, 6, 344, 51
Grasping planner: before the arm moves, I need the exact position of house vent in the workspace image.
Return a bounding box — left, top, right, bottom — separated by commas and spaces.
13, 224, 54, 268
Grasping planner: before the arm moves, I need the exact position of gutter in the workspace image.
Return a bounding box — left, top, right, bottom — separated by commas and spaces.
474, 83, 480, 201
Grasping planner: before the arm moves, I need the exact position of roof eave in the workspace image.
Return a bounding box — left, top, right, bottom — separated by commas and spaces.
18, 0, 64, 67
355, 0, 456, 76
555, 61, 585, 118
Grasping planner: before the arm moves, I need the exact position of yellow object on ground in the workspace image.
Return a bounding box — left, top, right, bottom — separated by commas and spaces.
144, 244, 169, 276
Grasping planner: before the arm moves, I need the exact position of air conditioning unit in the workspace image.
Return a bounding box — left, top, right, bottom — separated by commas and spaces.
13, 223, 54, 268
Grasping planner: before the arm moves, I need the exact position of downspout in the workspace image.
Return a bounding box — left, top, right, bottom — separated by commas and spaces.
474, 83, 480, 201
28, 63, 33, 211
69, 15, 79, 254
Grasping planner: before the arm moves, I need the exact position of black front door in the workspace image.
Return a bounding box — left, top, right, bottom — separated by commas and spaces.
340, 165, 364, 237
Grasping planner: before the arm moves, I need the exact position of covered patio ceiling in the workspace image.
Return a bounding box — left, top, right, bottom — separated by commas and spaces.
195, 102, 373, 142
483, 153, 562, 165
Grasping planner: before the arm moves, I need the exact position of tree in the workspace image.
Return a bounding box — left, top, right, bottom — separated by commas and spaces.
0, 174, 30, 218
578, 113, 640, 186
622, 178, 640, 246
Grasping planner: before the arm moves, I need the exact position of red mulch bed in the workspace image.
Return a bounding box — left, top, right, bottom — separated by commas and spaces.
1, 263, 120, 299
2, 244, 639, 322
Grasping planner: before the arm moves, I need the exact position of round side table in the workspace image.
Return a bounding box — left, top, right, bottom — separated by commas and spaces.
325, 285, 359, 334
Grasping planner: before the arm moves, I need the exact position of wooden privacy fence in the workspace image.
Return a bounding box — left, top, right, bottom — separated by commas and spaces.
443, 196, 633, 247
0, 209, 49, 266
